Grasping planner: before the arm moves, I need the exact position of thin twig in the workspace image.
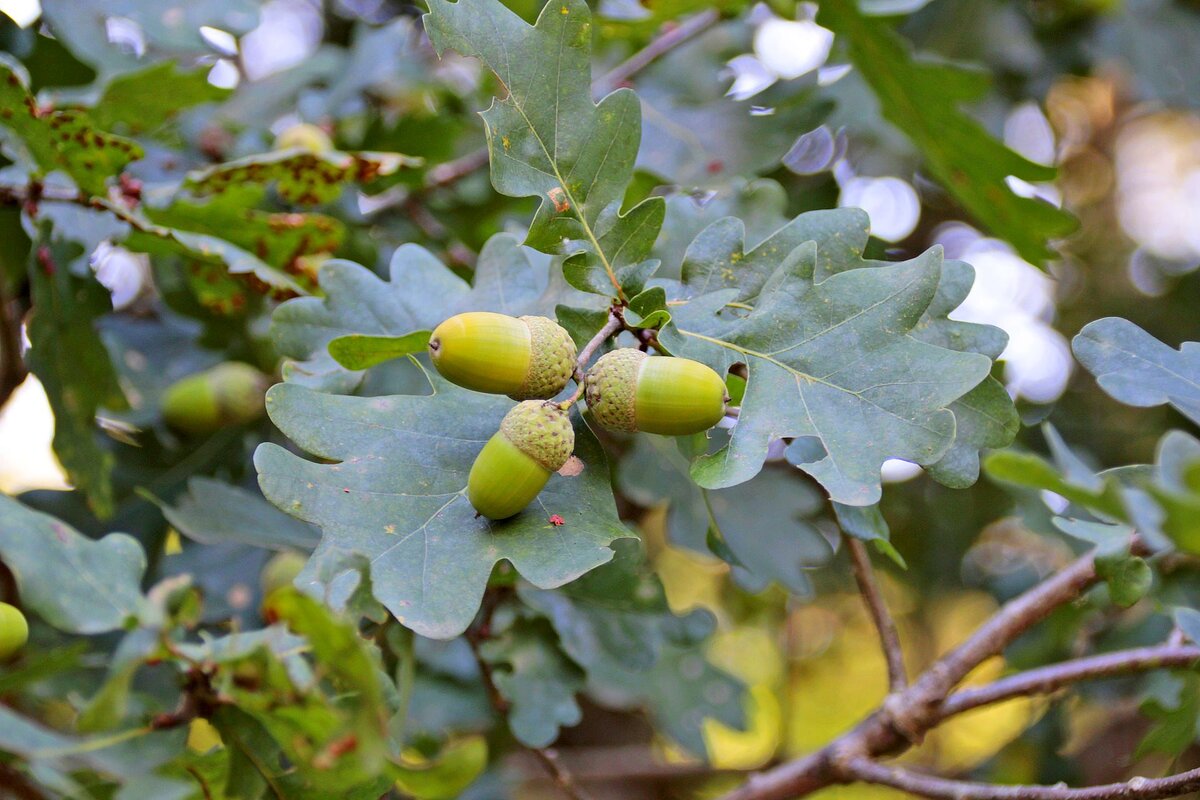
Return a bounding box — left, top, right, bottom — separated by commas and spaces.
940, 644, 1200, 718
592, 9, 721, 96
574, 311, 624, 378
421, 9, 721, 193
845, 535, 907, 692
844, 757, 1200, 800
529, 748, 599, 800
718, 539, 1147, 800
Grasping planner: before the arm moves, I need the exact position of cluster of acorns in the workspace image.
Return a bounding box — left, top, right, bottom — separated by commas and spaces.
428, 312, 729, 520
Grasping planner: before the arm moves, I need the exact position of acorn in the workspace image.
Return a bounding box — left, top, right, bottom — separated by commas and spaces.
428, 312, 576, 400
273, 122, 333, 153
161, 362, 271, 435
468, 401, 574, 520
585, 349, 728, 436
0, 602, 28, 659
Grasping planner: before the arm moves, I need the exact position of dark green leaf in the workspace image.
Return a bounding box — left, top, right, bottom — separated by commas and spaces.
152, 477, 321, 552
25, 235, 126, 517
817, 0, 1076, 265
255, 377, 632, 638
91, 61, 232, 135
425, 0, 663, 301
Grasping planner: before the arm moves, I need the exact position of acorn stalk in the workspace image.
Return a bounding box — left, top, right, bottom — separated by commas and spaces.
429, 312, 576, 400
585, 349, 728, 436
468, 401, 574, 520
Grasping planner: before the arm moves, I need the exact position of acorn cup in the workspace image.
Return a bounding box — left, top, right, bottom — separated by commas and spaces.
585, 348, 728, 436
161, 362, 271, 435
0, 602, 28, 659
468, 401, 575, 520
428, 312, 576, 400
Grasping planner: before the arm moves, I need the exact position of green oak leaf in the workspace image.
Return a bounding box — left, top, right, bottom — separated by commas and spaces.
479, 617, 584, 747
424, 0, 663, 301
519, 538, 712, 672
272, 235, 571, 393
90, 61, 233, 135
0, 57, 142, 196
650, 208, 1003, 505
254, 375, 632, 639
0, 494, 154, 634
186, 148, 421, 205
1146, 431, 1200, 554
151, 477, 321, 552
25, 235, 127, 517
1073, 317, 1200, 426
817, 0, 1077, 266
328, 331, 433, 371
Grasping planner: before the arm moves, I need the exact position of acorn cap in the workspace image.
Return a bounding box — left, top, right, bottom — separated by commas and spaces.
210, 362, 270, 423
500, 400, 575, 472
514, 315, 577, 400
584, 348, 645, 433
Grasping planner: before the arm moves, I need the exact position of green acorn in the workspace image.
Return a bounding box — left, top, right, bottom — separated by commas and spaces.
468, 401, 574, 520
0, 602, 28, 659
274, 122, 333, 153
585, 349, 728, 436
161, 362, 271, 435
428, 312, 576, 400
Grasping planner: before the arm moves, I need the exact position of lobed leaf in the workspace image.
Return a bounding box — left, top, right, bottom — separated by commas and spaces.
424, 0, 663, 300
254, 376, 632, 639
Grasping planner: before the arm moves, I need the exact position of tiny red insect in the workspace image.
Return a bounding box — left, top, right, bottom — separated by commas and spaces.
549, 514, 565, 526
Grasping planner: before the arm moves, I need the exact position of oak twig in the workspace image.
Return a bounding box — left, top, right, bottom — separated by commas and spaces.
845, 535, 907, 692
844, 758, 1200, 800
940, 644, 1200, 718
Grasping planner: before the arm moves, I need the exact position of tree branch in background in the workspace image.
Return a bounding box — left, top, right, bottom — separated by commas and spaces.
529, 747, 599, 800
843, 758, 1200, 800
940, 644, 1200, 718
719, 538, 1178, 800
422, 9, 721, 193
845, 534, 907, 692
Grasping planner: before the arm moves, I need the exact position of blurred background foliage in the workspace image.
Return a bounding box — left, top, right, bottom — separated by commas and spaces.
1, 0, 1200, 797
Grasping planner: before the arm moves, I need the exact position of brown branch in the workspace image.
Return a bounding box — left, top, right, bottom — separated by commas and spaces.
592, 9, 721, 96
844, 757, 1200, 800
574, 311, 623, 379
421, 9, 721, 193
0, 760, 49, 800
845, 535, 906, 692
940, 644, 1200, 718
529, 748, 598, 800
719, 539, 1148, 800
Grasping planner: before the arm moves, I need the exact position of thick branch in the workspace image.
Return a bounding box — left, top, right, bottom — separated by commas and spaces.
719, 541, 1142, 800
940, 644, 1200, 718
844, 758, 1200, 800
845, 535, 906, 692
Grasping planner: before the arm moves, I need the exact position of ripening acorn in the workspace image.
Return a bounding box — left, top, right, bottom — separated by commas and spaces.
0, 602, 28, 659
468, 401, 574, 520
585, 349, 728, 436
161, 362, 271, 435
273, 122, 333, 153
428, 312, 576, 400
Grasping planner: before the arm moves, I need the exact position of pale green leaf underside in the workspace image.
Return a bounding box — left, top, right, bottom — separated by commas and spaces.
0, 495, 153, 634
1074, 317, 1200, 426
254, 375, 631, 639
328, 331, 432, 371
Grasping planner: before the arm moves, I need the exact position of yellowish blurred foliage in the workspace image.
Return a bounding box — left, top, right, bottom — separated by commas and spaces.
703, 627, 785, 769
187, 717, 223, 753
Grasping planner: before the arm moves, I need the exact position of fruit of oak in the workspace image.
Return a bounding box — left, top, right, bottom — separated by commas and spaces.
585, 349, 728, 436
0, 602, 28, 659
161, 362, 271, 435
468, 401, 574, 520
429, 312, 576, 400
274, 122, 333, 153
